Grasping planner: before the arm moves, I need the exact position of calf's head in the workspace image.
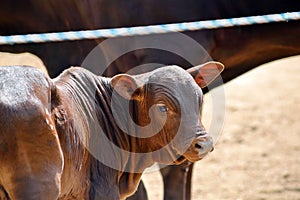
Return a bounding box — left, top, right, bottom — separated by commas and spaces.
110, 61, 224, 164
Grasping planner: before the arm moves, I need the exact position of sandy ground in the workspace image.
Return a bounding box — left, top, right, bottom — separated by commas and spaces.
142, 55, 300, 200
0, 53, 299, 199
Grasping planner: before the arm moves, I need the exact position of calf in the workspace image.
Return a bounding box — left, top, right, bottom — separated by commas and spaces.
0, 61, 223, 199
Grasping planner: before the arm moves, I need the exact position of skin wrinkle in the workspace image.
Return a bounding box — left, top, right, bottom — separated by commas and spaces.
52, 86, 90, 198
157, 82, 202, 158
141, 73, 202, 162
135, 83, 180, 156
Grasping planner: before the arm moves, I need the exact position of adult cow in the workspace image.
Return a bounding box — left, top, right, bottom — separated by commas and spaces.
0, 1, 299, 81
0, 62, 223, 199
0, 1, 300, 199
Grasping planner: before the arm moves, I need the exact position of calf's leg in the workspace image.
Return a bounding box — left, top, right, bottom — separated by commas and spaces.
160, 162, 193, 200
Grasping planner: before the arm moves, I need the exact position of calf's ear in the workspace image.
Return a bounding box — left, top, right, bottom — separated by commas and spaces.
111, 74, 139, 100
187, 61, 224, 88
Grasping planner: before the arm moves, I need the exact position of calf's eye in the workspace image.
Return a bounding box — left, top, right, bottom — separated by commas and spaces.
157, 104, 168, 113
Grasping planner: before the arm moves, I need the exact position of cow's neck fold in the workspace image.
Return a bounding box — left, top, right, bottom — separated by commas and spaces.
55, 68, 154, 174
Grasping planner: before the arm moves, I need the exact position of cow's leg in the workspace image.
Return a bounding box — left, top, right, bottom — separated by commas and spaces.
185, 163, 194, 200
126, 180, 148, 200
128, 163, 193, 200
160, 162, 193, 200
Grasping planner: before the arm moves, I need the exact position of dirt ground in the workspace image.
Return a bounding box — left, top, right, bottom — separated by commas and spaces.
142, 56, 300, 200
0, 53, 299, 199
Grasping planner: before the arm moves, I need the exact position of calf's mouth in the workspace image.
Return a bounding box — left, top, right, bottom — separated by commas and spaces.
182, 134, 214, 162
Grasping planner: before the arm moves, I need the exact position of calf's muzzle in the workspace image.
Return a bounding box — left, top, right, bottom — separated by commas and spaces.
194, 133, 214, 155
183, 129, 214, 162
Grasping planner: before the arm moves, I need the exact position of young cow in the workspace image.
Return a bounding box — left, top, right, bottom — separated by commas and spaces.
0, 61, 223, 199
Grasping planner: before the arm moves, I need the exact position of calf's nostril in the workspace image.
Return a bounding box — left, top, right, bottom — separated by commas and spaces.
194, 143, 202, 149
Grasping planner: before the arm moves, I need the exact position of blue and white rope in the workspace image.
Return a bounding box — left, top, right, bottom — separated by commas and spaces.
0, 11, 299, 45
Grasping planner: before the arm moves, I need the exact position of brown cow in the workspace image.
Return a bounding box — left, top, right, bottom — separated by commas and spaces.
0, 61, 223, 199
